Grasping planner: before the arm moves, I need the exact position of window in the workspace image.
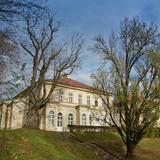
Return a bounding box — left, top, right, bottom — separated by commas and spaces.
48, 111, 54, 127
89, 114, 92, 125
0, 109, 1, 117
78, 94, 82, 104
57, 112, 63, 127
69, 93, 73, 103
87, 96, 90, 105
59, 90, 63, 102
95, 98, 98, 106
68, 113, 73, 125
82, 114, 87, 126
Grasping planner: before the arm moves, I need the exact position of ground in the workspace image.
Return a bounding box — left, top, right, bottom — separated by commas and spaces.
0, 129, 160, 160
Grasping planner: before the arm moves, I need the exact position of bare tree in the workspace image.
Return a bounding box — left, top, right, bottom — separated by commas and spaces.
21, 12, 83, 128
92, 17, 160, 159
0, 0, 47, 99
0, 0, 46, 23
0, 31, 17, 78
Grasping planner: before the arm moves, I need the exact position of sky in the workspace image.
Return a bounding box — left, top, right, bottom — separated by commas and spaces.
47, 0, 160, 85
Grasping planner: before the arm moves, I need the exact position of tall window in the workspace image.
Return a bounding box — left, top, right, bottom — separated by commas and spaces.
89, 114, 92, 125
69, 93, 73, 103
95, 98, 98, 106
57, 112, 63, 127
59, 90, 63, 102
87, 96, 90, 105
78, 94, 82, 104
48, 111, 54, 127
82, 113, 87, 126
68, 113, 73, 125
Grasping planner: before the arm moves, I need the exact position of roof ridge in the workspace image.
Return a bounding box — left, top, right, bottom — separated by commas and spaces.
57, 76, 93, 90
62, 76, 91, 85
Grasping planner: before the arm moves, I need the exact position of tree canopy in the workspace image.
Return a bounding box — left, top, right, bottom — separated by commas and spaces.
92, 17, 160, 159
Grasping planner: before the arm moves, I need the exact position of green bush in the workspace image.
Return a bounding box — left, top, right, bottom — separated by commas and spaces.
145, 128, 160, 138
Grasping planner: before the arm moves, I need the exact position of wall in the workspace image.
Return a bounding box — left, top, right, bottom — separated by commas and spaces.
0, 100, 26, 129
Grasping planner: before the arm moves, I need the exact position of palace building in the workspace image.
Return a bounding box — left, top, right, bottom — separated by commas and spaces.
0, 76, 110, 131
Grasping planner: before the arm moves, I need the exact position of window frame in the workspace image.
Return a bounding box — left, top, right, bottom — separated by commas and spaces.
82, 113, 87, 126
95, 97, 98, 106
57, 112, 63, 127
87, 96, 90, 105
48, 111, 54, 127
59, 90, 64, 102
78, 94, 82, 104
68, 113, 73, 125
68, 93, 73, 103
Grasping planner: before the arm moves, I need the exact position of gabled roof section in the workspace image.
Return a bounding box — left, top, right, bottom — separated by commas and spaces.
13, 76, 103, 100
47, 76, 94, 91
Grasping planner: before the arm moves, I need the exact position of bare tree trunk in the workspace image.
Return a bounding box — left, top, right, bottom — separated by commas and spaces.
37, 111, 40, 128
126, 142, 136, 159
25, 107, 37, 128
0, 104, 3, 129
9, 103, 13, 129
25, 100, 47, 128
4, 105, 9, 129
42, 106, 46, 130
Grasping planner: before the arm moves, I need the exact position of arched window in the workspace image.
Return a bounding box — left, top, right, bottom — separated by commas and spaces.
57, 112, 63, 127
68, 113, 73, 125
48, 111, 54, 127
82, 114, 87, 126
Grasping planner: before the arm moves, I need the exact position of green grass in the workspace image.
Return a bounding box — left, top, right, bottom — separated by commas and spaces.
73, 130, 120, 142
135, 138, 160, 160
0, 129, 103, 160
73, 131, 125, 159
0, 129, 160, 160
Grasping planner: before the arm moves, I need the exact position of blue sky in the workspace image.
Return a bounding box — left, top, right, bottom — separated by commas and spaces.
47, 0, 160, 84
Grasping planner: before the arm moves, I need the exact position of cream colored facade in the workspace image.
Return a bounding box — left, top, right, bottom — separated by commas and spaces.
41, 82, 108, 131
0, 79, 109, 131
0, 99, 27, 129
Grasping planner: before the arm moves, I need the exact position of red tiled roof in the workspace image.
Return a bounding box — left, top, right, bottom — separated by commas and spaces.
58, 76, 94, 90
47, 76, 94, 90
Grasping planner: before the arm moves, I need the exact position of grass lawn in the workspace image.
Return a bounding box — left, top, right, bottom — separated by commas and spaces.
135, 138, 160, 160
0, 129, 103, 160
73, 131, 160, 160
0, 129, 160, 160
